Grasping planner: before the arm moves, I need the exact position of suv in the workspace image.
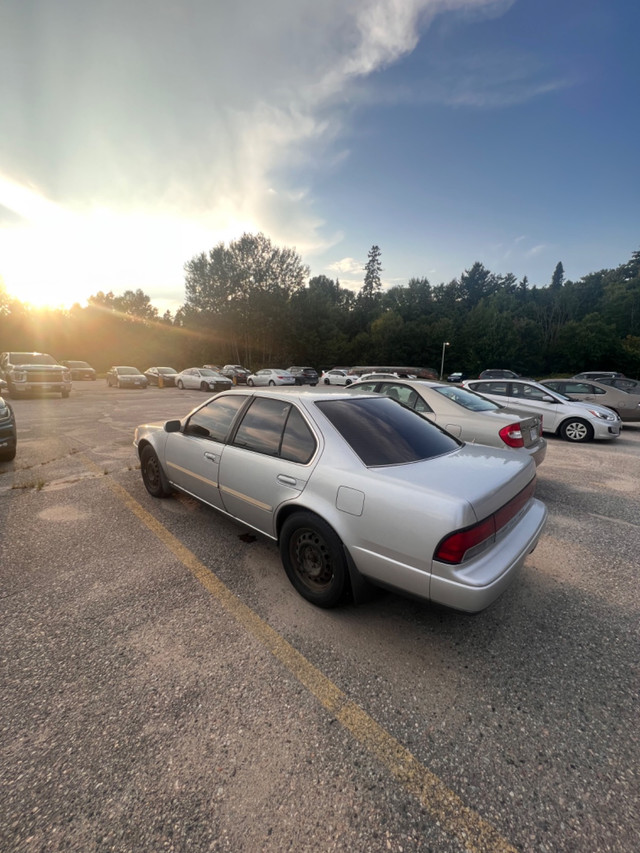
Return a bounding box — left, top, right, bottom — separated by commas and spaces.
287, 366, 319, 385
220, 364, 251, 385
0, 352, 72, 398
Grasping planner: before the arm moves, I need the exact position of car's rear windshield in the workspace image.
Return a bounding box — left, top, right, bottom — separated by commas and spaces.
315, 397, 459, 466
10, 352, 57, 365
433, 385, 500, 412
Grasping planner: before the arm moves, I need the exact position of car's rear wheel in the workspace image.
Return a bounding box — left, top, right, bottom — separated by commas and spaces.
279, 512, 349, 608
323, 378, 330, 385
560, 418, 593, 442
140, 446, 172, 498
268, 380, 275, 386
177, 380, 184, 389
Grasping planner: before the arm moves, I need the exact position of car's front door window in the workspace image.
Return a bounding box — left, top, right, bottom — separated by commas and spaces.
185, 395, 248, 441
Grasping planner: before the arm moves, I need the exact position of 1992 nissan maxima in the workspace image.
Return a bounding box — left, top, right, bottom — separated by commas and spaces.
134, 389, 547, 612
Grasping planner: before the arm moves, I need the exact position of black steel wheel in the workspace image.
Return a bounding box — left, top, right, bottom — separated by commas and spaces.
279, 512, 349, 608
560, 418, 593, 443
140, 446, 172, 498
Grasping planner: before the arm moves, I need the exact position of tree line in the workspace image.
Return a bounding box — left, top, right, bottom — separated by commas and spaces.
1, 235, 639, 378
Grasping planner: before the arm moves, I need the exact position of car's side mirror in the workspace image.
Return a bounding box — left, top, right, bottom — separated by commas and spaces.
542, 395, 556, 403
164, 419, 182, 433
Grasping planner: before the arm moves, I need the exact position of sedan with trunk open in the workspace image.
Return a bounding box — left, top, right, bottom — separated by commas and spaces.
134, 389, 546, 612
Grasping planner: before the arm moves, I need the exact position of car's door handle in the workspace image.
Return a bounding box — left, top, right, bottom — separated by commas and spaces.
204, 452, 219, 463
277, 474, 298, 486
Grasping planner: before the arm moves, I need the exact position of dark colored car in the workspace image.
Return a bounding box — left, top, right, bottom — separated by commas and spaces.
446, 371, 468, 383
287, 366, 319, 385
0, 395, 17, 461
61, 360, 97, 380
220, 364, 251, 385
478, 369, 521, 380
106, 366, 148, 388
145, 367, 179, 386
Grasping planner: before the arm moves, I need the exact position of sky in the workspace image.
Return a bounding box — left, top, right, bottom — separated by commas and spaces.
1, 0, 638, 315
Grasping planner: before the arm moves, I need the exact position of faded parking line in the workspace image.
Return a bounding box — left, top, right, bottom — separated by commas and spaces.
88, 457, 516, 853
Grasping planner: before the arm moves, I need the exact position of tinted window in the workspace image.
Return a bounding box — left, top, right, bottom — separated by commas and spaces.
517, 383, 553, 401
316, 397, 458, 466
280, 406, 316, 463
186, 395, 247, 441
233, 397, 291, 456
475, 381, 508, 396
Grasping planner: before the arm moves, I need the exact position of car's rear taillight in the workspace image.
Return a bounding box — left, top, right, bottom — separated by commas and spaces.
499, 423, 525, 448
435, 479, 536, 564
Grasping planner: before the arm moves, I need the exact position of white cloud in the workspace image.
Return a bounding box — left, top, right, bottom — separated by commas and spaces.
0, 0, 511, 306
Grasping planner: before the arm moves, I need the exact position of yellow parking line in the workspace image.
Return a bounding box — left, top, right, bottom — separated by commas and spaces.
90, 459, 516, 853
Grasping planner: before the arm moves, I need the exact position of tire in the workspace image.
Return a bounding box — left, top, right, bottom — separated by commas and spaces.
268, 380, 275, 386
106, 378, 111, 386
323, 378, 330, 385
560, 418, 593, 443
61, 390, 70, 398
279, 512, 349, 608
140, 446, 172, 498
345, 379, 352, 385
200, 381, 208, 391
247, 379, 254, 386
177, 380, 184, 389
0, 445, 16, 462
117, 379, 122, 389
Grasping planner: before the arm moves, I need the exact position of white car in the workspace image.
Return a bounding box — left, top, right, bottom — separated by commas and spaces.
134, 389, 547, 612
321, 369, 355, 386
174, 368, 233, 392
463, 378, 622, 443
247, 369, 295, 386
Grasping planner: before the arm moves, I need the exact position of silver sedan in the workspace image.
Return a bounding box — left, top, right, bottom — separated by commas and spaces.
134, 389, 547, 612
247, 369, 295, 386
347, 379, 547, 466
174, 368, 233, 392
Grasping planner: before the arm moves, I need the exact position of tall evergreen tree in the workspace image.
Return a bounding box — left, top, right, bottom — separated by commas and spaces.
550, 262, 565, 290
360, 245, 382, 302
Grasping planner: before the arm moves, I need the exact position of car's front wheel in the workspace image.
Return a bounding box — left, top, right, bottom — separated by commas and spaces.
200, 381, 209, 391
279, 512, 349, 608
140, 446, 172, 498
177, 380, 184, 389
560, 418, 593, 442
247, 379, 254, 386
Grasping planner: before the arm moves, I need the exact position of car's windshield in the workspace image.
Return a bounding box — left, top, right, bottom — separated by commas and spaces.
158, 367, 177, 374
10, 352, 57, 365
433, 385, 499, 412
68, 361, 89, 367
201, 369, 225, 377
118, 367, 140, 375
316, 396, 459, 466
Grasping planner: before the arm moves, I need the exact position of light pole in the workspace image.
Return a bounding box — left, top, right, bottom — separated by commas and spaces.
440, 341, 450, 380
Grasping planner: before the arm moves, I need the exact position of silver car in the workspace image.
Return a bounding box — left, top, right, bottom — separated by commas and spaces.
347, 379, 547, 466
541, 379, 640, 422
463, 379, 622, 442
247, 368, 296, 386
174, 368, 233, 392
134, 389, 547, 612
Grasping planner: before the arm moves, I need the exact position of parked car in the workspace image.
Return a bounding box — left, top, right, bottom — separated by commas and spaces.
174, 368, 233, 392
106, 366, 148, 388
321, 368, 355, 386
0, 395, 17, 461
220, 365, 251, 385
61, 360, 96, 381
134, 388, 547, 612
144, 366, 179, 387
356, 372, 407, 382
478, 369, 521, 380
287, 366, 319, 385
247, 368, 296, 386
446, 371, 468, 383
463, 378, 622, 442
347, 378, 546, 466
0, 351, 72, 398
541, 379, 640, 422
572, 371, 625, 381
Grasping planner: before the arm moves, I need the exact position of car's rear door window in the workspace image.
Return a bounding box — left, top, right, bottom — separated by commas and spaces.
316, 397, 458, 466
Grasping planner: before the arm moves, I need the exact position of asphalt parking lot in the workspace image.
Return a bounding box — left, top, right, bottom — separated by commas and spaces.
1, 383, 639, 853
